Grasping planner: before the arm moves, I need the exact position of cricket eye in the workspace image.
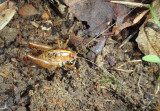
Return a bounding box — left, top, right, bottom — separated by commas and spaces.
70, 54, 75, 59
71, 55, 74, 58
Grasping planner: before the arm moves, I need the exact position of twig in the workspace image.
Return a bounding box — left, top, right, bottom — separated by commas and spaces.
138, 74, 143, 95
119, 31, 138, 48
110, 1, 149, 8
113, 68, 134, 72
117, 60, 142, 69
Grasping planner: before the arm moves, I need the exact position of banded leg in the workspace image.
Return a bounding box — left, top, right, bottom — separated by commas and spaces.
25, 54, 54, 76
54, 65, 60, 79
28, 42, 54, 53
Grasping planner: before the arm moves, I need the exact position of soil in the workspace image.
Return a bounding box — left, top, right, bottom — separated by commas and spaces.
0, 0, 160, 111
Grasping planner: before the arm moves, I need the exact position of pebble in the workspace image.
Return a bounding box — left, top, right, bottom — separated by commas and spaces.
5, 41, 11, 48
18, 4, 38, 18
0, 48, 4, 54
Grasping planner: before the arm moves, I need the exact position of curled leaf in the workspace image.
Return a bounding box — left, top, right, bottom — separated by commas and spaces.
0, 1, 17, 30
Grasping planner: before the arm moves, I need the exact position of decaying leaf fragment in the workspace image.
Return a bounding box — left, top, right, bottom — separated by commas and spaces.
112, 9, 149, 35
62, 0, 115, 35
110, 1, 149, 8
18, 4, 38, 18
136, 0, 160, 56
87, 36, 106, 61
0, 0, 17, 30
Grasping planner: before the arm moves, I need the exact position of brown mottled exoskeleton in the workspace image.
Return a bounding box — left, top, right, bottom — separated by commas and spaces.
25, 39, 80, 79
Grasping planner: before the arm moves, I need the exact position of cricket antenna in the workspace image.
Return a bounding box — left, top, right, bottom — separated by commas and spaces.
78, 56, 112, 76
77, 23, 115, 54
77, 56, 108, 73
78, 56, 98, 67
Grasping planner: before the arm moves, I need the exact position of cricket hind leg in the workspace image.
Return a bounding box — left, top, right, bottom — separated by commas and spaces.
54, 65, 60, 79
28, 42, 54, 55
25, 54, 54, 76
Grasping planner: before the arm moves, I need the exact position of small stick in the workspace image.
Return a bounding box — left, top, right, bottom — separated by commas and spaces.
14, 16, 22, 60
110, 1, 149, 8
119, 31, 138, 48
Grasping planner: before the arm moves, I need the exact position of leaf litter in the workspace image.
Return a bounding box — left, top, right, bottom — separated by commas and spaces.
0, 0, 159, 110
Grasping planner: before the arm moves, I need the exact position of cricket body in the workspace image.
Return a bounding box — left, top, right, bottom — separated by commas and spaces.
25, 39, 80, 79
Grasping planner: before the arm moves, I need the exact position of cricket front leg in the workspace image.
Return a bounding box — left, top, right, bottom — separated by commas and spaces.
54, 65, 60, 79
57, 38, 69, 49
25, 54, 54, 76
64, 64, 80, 78
63, 38, 69, 49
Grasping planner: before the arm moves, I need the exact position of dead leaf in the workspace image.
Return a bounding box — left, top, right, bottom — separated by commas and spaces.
110, 1, 149, 8
69, 35, 93, 47
112, 22, 132, 35
0, 1, 17, 30
62, 0, 149, 36
18, 4, 38, 18
133, 10, 149, 24
62, 0, 115, 35
0, 0, 7, 13
87, 36, 106, 61
112, 9, 148, 35
136, 0, 160, 56
107, 54, 116, 66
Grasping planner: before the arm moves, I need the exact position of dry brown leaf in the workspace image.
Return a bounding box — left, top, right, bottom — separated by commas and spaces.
18, 4, 38, 18
112, 22, 132, 35
0, 1, 17, 30
0, 0, 7, 13
133, 10, 149, 24
62, 0, 115, 35
87, 37, 106, 61
69, 35, 83, 47
110, 1, 149, 8
136, 0, 160, 56
112, 9, 149, 35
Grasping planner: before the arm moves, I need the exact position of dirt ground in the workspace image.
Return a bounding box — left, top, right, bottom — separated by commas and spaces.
0, 0, 160, 111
